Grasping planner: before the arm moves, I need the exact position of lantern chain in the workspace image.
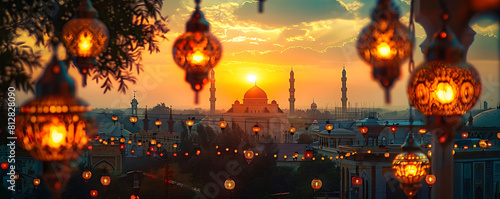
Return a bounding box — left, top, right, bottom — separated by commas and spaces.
195, 0, 200, 10
408, 0, 415, 73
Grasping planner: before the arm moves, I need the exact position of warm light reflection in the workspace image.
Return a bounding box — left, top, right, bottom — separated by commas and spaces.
405, 165, 417, 176
78, 33, 93, 52
190, 51, 206, 65
247, 75, 256, 83
377, 42, 391, 58
435, 82, 455, 104
49, 124, 66, 148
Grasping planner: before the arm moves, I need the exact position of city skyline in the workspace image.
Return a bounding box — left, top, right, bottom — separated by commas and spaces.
16, 0, 499, 110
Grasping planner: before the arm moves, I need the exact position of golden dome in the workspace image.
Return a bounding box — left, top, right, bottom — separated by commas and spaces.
244, 85, 267, 99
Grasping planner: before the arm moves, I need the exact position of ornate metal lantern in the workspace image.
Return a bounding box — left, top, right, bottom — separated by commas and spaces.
129, 116, 138, 126
392, 133, 430, 198
90, 190, 98, 197
426, 174, 436, 187
61, 0, 109, 84
82, 171, 92, 181
155, 118, 162, 129
252, 124, 261, 136
219, 118, 227, 130
16, 49, 91, 162
390, 125, 398, 132
357, 0, 412, 103
100, 175, 111, 186
359, 126, 368, 134
418, 129, 426, 134
33, 178, 41, 187
325, 120, 333, 134
186, 117, 195, 129
244, 150, 254, 164
172, 0, 222, 104
407, 17, 481, 117
112, 115, 118, 124
351, 176, 363, 186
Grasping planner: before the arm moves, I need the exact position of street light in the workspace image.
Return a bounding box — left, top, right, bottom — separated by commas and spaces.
392, 133, 430, 198
357, 0, 412, 103
61, 0, 109, 79
172, 0, 222, 104
359, 126, 368, 134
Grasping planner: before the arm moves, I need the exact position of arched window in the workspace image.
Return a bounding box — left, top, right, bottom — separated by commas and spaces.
382, 136, 387, 146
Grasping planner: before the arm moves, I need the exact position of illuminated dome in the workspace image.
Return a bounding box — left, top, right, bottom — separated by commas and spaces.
244, 85, 267, 99
472, 108, 500, 127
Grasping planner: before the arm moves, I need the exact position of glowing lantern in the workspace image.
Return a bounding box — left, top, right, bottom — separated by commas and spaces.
90, 190, 98, 197
172, 0, 222, 104
233, 149, 237, 154
129, 116, 138, 126
345, 153, 351, 157
454, 144, 457, 148
128, 140, 132, 144
427, 150, 432, 158
219, 119, 227, 130
367, 150, 372, 154
112, 115, 118, 123
173, 143, 178, 148
390, 125, 398, 132
408, 17, 481, 117
357, 0, 412, 103
359, 126, 368, 134
352, 176, 363, 186
82, 171, 92, 181
160, 153, 164, 157
186, 118, 195, 129
100, 176, 111, 186
244, 150, 254, 163
131, 149, 135, 154
217, 151, 221, 156
392, 133, 430, 198
16, 49, 91, 162
463, 145, 469, 150
173, 153, 177, 157
110, 141, 115, 145
1, 163, 8, 170
120, 136, 125, 144
252, 124, 261, 135
226, 148, 229, 152
311, 178, 322, 190
487, 142, 492, 147
255, 153, 259, 156
137, 141, 142, 146
426, 174, 436, 187
384, 152, 390, 158
497, 132, 500, 139
197, 150, 201, 156
157, 143, 162, 148
274, 154, 277, 158
304, 150, 313, 159
14, 174, 19, 180
155, 118, 162, 128
119, 144, 125, 150
289, 125, 296, 135
419, 129, 426, 134
224, 179, 235, 191
33, 179, 41, 186
110, 137, 115, 141
151, 139, 157, 145
130, 194, 139, 199
325, 120, 333, 134
88, 145, 93, 150
461, 132, 469, 139
61, 0, 109, 82
479, 140, 487, 149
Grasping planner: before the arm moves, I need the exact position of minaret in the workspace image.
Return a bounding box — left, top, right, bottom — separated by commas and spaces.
131, 90, 138, 116
143, 105, 150, 131
168, 105, 174, 133
210, 70, 216, 115
341, 65, 348, 113
289, 68, 295, 115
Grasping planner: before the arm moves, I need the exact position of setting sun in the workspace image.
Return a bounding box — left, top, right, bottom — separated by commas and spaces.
247, 74, 256, 83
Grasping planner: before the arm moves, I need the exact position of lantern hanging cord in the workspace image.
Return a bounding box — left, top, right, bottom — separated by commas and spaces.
195, 0, 201, 10
439, 0, 449, 29
408, 0, 415, 73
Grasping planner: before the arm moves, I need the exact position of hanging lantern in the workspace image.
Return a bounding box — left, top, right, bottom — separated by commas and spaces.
497, 132, 500, 139
33, 178, 41, 187
130, 194, 140, 199
304, 150, 313, 159
186, 117, 195, 129
252, 124, 261, 135
157, 143, 162, 148
407, 15, 481, 117
418, 129, 426, 134
155, 118, 162, 128
137, 141, 142, 146
461, 132, 469, 139
100, 176, 111, 186
173, 143, 178, 148
197, 149, 201, 156
359, 126, 368, 134
61, 0, 109, 85
82, 171, 92, 181
479, 140, 487, 149
90, 190, 98, 197
325, 120, 334, 134
112, 115, 118, 123
384, 152, 390, 158
129, 116, 138, 126
487, 142, 492, 147
120, 136, 125, 143
244, 150, 254, 164
16, 47, 92, 162
119, 143, 125, 151
289, 125, 296, 135
130, 149, 135, 154
426, 174, 436, 187
392, 133, 430, 198
224, 179, 235, 191
219, 118, 227, 130
151, 138, 157, 145
351, 176, 363, 186
311, 178, 322, 190
357, 0, 412, 103
128, 140, 132, 144
172, 0, 222, 104
390, 125, 398, 132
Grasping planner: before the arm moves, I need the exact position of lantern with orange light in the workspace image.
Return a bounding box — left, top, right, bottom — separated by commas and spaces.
155, 118, 162, 129
359, 126, 368, 134
479, 140, 487, 150
90, 190, 98, 197
392, 133, 430, 198
82, 171, 92, 182
289, 125, 296, 135
33, 178, 41, 188
218, 117, 227, 131
311, 177, 322, 195
325, 120, 334, 135
186, 117, 195, 131
172, 0, 222, 104
224, 178, 235, 193
252, 124, 261, 136
244, 150, 254, 164
357, 0, 412, 103
426, 174, 436, 187
384, 152, 390, 159
419, 129, 427, 134
304, 150, 313, 159
61, 0, 109, 85
461, 132, 469, 139
390, 125, 398, 132
120, 136, 125, 144
112, 115, 118, 124
16, 46, 92, 162
129, 116, 138, 126
352, 176, 363, 186
100, 175, 111, 186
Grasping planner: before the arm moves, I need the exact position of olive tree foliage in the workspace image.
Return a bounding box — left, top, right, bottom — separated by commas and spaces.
0, 0, 169, 96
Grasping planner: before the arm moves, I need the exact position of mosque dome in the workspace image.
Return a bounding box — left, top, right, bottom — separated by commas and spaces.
311, 100, 317, 109
471, 107, 500, 128
271, 100, 277, 104
234, 100, 240, 105
244, 85, 267, 99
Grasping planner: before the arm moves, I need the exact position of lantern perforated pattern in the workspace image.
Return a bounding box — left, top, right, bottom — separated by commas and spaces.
62, 19, 109, 58
392, 151, 430, 196
408, 61, 481, 116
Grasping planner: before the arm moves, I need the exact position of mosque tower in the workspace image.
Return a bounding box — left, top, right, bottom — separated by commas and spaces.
143, 105, 150, 131
210, 70, 216, 115
289, 68, 295, 114
131, 90, 138, 116
341, 65, 348, 113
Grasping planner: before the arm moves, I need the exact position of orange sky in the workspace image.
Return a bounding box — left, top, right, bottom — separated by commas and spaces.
17, 0, 500, 111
